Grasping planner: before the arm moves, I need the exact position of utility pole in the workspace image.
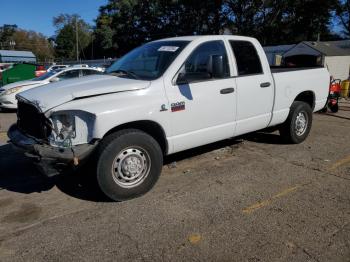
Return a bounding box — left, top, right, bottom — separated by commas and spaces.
76, 19, 79, 61
91, 34, 94, 59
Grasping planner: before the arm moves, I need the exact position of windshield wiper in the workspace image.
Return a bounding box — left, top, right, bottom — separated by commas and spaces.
109, 69, 139, 80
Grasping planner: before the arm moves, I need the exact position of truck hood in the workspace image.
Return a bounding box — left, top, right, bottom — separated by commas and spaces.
17, 74, 151, 112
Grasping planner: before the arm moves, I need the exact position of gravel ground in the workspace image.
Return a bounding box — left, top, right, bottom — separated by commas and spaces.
0, 101, 349, 261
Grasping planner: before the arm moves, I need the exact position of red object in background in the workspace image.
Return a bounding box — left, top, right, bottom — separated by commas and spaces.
325, 78, 341, 112
329, 79, 341, 94
35, 65, 46, 77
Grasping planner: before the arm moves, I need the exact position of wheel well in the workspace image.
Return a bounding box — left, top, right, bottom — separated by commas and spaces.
104, 121, 168, 155
294, 91, 315, 110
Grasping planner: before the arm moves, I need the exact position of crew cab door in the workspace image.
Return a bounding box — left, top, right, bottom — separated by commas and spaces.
165, 40, 237, 153
229, 40, 274, 135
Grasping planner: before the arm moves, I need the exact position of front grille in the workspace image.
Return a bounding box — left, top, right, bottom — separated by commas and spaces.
17, 100, 52, 140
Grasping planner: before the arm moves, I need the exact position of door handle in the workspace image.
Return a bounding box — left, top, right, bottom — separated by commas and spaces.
260, 82, 271, 88
220, 88, 235, 94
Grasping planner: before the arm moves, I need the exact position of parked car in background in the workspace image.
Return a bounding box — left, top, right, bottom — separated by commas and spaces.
35, 64, 69, 77
91, 66, 105, 72
0, 66, 103, 109
8, 35, 329, 201
35, 65, 47, 77
46, 64, 69, 72
0, 63, 12, 73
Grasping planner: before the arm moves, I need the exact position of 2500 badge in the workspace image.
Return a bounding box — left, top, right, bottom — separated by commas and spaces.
171, 101, 185, 112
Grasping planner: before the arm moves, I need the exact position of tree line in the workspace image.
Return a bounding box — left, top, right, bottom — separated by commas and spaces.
1, 0, 350, 61
0, 24, 54, 61
81, 0, 350, 59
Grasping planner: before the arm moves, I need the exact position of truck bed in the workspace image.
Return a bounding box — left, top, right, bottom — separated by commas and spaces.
270, 66, 324, 73
268, 67, 329, 128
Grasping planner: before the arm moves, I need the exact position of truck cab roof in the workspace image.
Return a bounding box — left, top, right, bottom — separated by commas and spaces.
157, 35, 257, 43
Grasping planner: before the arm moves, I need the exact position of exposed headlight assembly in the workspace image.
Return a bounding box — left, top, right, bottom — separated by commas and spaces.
49, 111, 95, 147
4, 86, 23, 95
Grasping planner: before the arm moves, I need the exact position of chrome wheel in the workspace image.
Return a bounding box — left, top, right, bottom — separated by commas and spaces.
295, 111, 308, 136
112, 147, 151, 188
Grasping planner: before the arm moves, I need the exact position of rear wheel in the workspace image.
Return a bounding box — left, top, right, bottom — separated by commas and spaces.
96, 129, 163, 201
279, 101, 312, 144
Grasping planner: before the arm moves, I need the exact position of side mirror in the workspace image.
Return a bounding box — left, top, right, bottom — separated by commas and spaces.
50, 77, 60, 83
210, 55, 225, 78
176, 72, 188, 85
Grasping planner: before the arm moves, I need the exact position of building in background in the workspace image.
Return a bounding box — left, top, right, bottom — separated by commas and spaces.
264, 41, 350, 80
0, 50, 36, 63
263, 44, 295, 66
329, 40, 350, 50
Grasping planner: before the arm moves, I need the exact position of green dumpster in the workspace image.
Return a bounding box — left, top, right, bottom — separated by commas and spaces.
0, 63, 36, 86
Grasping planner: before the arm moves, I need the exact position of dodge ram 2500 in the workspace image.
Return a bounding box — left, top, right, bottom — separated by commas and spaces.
8, 35, 329, 201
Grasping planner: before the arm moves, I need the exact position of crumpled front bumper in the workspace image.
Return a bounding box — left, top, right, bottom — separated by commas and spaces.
0, 93, 17, 109
7, 124, 98, 177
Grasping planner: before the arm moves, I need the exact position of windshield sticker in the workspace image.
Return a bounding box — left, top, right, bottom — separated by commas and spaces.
158, 46, 179, 52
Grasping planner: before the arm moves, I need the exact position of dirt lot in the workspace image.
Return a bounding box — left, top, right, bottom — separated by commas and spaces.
0, 101, 349, 262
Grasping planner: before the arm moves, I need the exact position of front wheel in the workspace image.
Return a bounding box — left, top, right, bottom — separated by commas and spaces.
96, 129, 163, 201
279, 101, 313, 144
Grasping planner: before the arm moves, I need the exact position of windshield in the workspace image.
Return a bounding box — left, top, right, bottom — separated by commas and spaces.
33, 69, 62, 81
106, 40, 189, 80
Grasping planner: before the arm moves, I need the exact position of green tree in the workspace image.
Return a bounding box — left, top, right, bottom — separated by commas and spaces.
53, 14, 92, 60
224, 0, 337, 45
94, 0, 225, 57
0, 24, 54, 61
0, 24, 17, 48
93, 0, 339, 57
13, 29, 54, 62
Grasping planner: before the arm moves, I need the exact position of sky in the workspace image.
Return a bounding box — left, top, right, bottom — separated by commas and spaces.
0, 0, 107, 37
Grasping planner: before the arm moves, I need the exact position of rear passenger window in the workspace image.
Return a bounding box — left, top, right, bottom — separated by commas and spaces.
230, 41, 263, 76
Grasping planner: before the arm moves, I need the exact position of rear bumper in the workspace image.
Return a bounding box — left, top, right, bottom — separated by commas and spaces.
7, 124, 98, 177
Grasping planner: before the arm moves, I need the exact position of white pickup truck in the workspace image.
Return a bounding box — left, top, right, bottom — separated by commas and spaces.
8, 35, 329, 201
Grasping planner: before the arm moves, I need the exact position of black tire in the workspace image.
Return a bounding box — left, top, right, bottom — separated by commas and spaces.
330, 104, 339, 113
96, 129, 163, 201
279, 101, 313, 144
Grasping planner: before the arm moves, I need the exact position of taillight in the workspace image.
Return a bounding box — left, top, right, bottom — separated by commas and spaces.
36, 65, 45, 71
35, 65, 46, 77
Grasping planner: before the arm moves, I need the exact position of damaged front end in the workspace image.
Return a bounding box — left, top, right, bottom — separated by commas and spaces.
8, 99, 98, 177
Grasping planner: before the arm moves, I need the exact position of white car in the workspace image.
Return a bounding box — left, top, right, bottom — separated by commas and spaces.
0, 66, 102, 109
9, 35, 329, 201
46, 64, 69, 72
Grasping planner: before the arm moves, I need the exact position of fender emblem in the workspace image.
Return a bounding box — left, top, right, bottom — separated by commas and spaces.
160, 104, 168, 112
171, 101, 185, 112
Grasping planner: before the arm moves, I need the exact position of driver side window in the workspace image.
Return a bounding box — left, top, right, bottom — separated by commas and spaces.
181, 41, 230, 82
